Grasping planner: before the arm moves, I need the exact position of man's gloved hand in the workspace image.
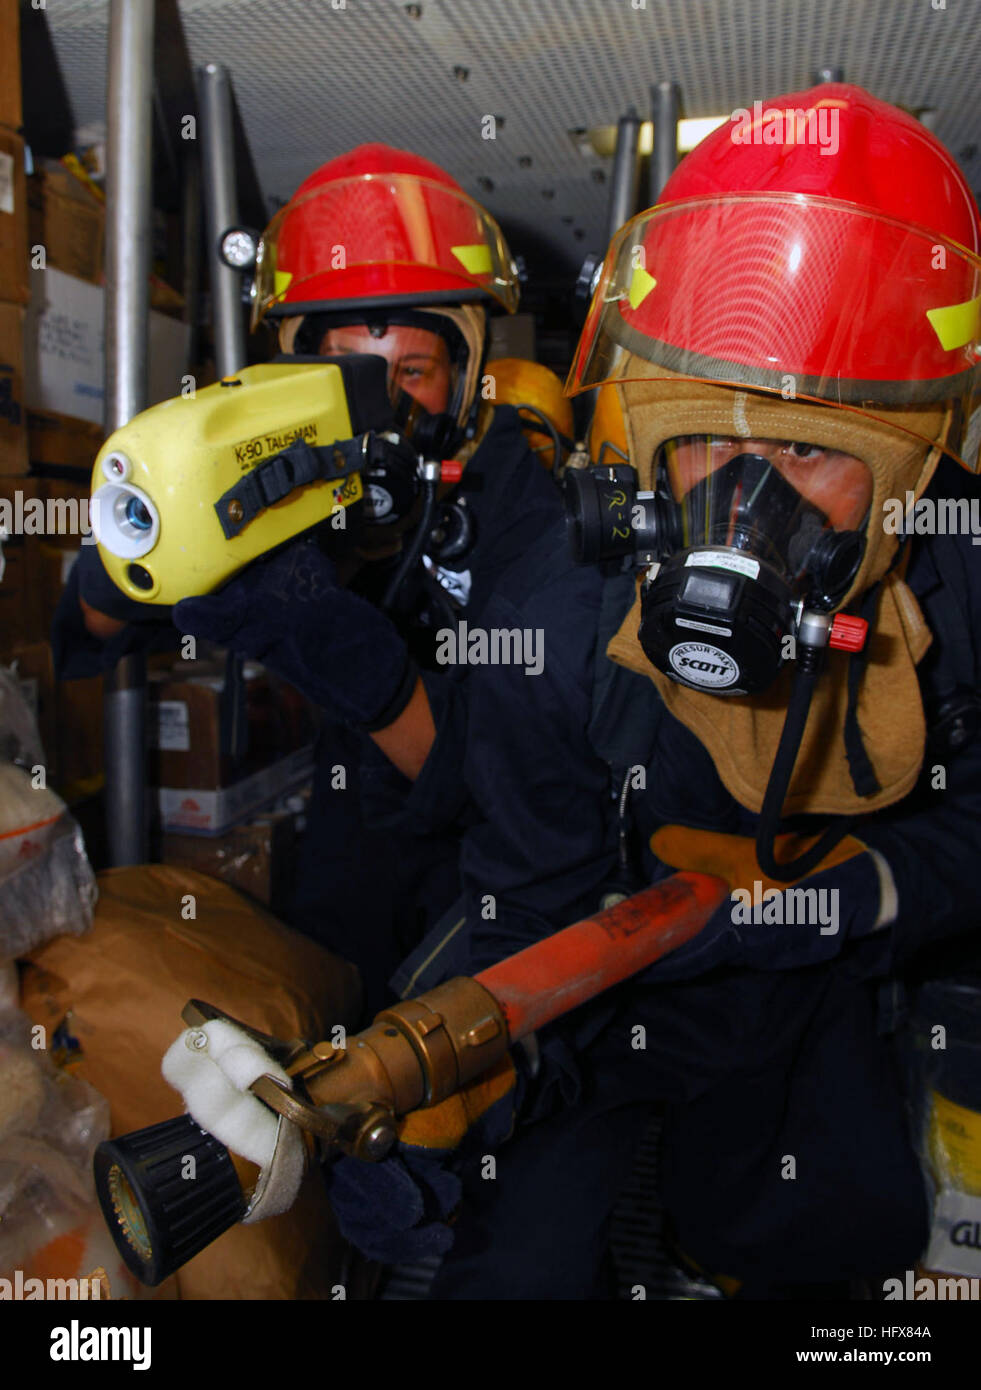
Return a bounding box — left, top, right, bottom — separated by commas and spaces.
174, 541, 417, 732
324, 1055, 516, 1264
646, 826, 894, 979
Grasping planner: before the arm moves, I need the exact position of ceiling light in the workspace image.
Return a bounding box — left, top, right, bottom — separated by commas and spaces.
576, 116, 730, 159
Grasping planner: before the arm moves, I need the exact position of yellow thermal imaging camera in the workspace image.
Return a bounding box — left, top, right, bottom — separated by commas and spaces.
89, 356, 410, 606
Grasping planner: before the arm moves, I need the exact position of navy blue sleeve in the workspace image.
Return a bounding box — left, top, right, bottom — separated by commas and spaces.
849, 523, 981, 968
860, 742, 981, 967
458, 406, 568, 620
358, 408, 567, 836
453, 543, 619, 972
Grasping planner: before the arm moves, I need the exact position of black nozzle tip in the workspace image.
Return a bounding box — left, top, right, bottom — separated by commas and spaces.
94, 1115, 247, 1287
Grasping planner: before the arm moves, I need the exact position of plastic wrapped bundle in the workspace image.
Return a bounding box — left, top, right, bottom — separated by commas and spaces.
0, 763, 96, 962
0, 666, 45, 773
908, 979, 981, 1280
0, 1008, 147, 1300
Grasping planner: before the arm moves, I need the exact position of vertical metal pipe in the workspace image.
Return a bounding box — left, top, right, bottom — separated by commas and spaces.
198, 62, 246, 377
650, 81, 680, 204
606, 109, 642, 241
106, 0, 154, 433
103, 0, 155, 867
181, 154, 202, 367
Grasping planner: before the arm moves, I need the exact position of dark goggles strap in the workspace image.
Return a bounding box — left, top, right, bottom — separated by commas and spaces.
214, 434, 363, 539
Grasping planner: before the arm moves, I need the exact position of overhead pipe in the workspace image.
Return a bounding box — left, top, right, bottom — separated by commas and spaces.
198, 62, 247, 377
649, 81, 681, 204
103, 0, 155, 866
198, 64, 251, 763
606, 108, 642, 241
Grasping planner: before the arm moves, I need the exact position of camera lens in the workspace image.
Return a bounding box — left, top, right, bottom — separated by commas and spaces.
125, 496, 153, 531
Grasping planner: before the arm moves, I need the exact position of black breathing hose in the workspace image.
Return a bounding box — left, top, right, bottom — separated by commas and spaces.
381, 475, 440, 613
754, 646, 856, 881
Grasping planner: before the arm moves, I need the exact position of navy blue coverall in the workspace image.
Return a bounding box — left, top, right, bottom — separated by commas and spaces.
377, 456, 981, 1298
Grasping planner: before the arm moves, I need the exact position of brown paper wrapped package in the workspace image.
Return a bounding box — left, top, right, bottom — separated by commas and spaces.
19, 864, 363, 1300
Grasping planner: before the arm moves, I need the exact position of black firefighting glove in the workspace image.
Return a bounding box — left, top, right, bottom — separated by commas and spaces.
175, 540, 417, 732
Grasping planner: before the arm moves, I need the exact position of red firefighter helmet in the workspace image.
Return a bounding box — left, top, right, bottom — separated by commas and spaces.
252, 144, 519, 324
568, 84, 981, 471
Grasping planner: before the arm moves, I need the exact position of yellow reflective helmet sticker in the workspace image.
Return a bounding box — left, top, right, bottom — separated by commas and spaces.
451, 242, 493, 275
926, 292, 981, 351
628, 264, 657, 310
273, 269, 293, 299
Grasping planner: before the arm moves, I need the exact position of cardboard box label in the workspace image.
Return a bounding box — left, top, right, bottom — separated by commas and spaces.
155, 700, 190, 752
0, 150, 13, 215
24, 268, 190, 425
157, 747, 314, 835
926, 1188, 981, 1278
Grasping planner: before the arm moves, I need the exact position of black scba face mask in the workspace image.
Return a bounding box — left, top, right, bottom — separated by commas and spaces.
639, 447, 867, 695
566, 439, 869, 697
293, 309, 472, 503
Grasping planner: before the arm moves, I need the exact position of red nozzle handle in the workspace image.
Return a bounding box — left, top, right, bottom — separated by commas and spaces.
829, 614, 868, 652
440, 460, 464, 483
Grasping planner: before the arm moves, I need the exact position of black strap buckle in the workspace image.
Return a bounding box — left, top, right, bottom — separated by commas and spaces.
215, 435, 362, 540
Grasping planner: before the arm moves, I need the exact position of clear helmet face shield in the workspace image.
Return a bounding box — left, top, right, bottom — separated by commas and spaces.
253, 173, 519, 327
567, 194, 981, 473
637, 435, 872, 695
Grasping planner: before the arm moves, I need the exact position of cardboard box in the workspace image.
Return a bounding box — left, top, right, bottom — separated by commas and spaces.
5, 641, 57, 779
0, 299, 27, 473
23, 267, 191, 426
0, 474, 93, 653
161, 809, 298, 909
36, 538, 79, 635
150, 657, 318, 834
150, 659, 317, 787
0, 475, 45, 654
55, 669, 104, 802
27, 407, 103, 473
27, 161, 105, 285
3, 633, 104, 799
0, 1, 22, 131
40, 476, 93, 547
156, 746, 314, 835
149, 273, 185, 319
0, 125, 28, 305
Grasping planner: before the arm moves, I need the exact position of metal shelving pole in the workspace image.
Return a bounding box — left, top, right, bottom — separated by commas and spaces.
103, 0, 155, 866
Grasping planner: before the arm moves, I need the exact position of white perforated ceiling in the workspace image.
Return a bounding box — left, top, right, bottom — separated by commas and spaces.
41, 0, 981, 274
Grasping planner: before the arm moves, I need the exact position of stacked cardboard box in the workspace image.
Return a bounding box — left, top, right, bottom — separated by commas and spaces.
27, 157, 105, 286
23, 157, 107, 478
0, 1, 27, 480
0, 3, 103, 801
149, 657, 318, 835
160, 809, 301, 912
0, 2, 35, 751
